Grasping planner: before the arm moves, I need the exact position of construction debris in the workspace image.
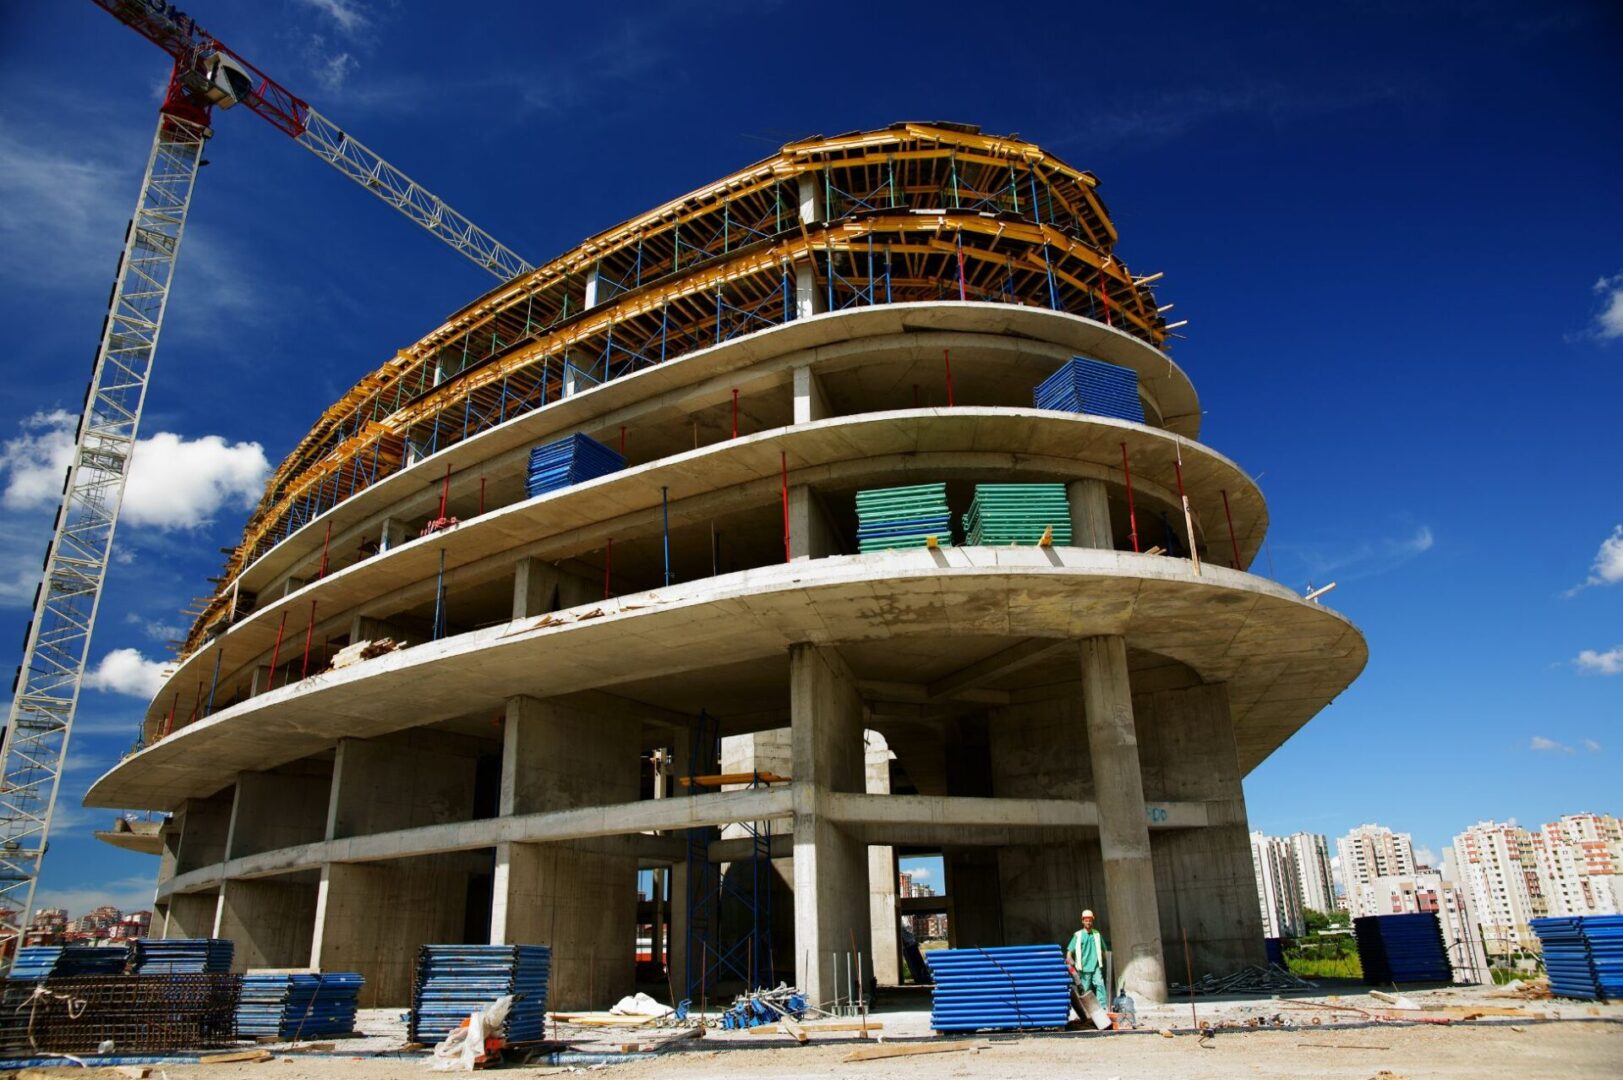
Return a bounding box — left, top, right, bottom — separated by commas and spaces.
329, 637, 399, 669
1171, 963, 1315, 996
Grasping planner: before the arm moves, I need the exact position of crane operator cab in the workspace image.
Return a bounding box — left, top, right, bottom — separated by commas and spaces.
193, 52, 255, 109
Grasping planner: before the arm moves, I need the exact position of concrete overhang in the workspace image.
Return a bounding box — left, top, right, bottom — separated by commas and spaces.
146, 408, 1264, 728
95, 547, 1365, 813
92, 816, 163, 855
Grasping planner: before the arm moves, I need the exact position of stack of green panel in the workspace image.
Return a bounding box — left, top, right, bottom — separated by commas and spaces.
855, 483, 951, 552
962, 484, 1073, 545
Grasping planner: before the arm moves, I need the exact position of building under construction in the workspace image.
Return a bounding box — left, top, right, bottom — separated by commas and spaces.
87, 122, 1367, 1010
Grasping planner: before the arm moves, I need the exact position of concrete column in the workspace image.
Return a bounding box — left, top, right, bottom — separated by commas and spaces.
248, 666, 273, 697
227, 768, 331, 860
312, 859, 471, 1007
789, 645, 870, 1004
787, 486, 835, 561
512, 557, 561, 620
378, 518, 408, 553
490, 695, 640, 1009
1080, 636, 1167, 1002
1135, 680, 1265, 977
797, 174, 824, 223
792, 365, 829, 425
1067, 479, 1113, 549
174, 792, 234, 876
163, 891, 220, 939
562, 357, 583, 398
217, 878, 318, 971
584, 266, 601, 309
864, 732, 900, 986
281, 576, 308, 599
794, 262, 821, 320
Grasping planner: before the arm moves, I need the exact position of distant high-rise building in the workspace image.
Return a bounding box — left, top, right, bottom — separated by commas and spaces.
1250, 831, 1305, 938
1337, 824, 1417, 916
1287, 833, 1337, 916
1454, 814, 1623, 957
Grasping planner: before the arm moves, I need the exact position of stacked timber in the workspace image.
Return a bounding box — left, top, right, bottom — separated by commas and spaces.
237, 972, 364, 1038
1531, 915, 1623, 1001
410, 944, 550, 1046
526, 434, 625, 498
925, 945, 1071, 1032
962, 484, 1072, 546
1034, 357, 1144, 422
855, 484, 951, 552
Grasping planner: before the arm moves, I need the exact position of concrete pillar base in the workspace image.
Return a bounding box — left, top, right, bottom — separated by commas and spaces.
492, 841, 636, 1009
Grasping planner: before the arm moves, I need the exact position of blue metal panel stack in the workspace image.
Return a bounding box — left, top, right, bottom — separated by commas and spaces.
7, 945, 128, 980
925, 945, 1072, 1032
1353, 914, 1452, 984
410, 945, 550, 1046
525, 434, 625, 498
237, 972, 364, 1038
1531, 915, 1623, 1001
1034, 357, 1145, 423
855, 483, 952, 552
131, 938, 234, 974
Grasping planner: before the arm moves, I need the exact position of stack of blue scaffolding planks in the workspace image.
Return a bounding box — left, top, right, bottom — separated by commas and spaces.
1531, 915, 1623, 1001
855, 483, 951, 552
926, 945, 1072, 1032
962, 484, 1073, 546
237, 972, 364, 1038
1353, 914, 1452, 985
131, 938, 234, 975
526, 434, 625, 498
410, 945, 550, 1046
6, 945, 127, 981
1034, 357, 1145, 423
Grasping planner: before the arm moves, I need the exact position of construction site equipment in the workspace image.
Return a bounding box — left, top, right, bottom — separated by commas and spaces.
410, 944, 550, 1046
962, 484, 1073, 546
236, 971, 363, 1038
1034, 356, 1146, 422
0, 0, 533, 951
1354, 914, 1452, 985
717, 985, 808, 1029
1530, 915, 1623, 1001
0, 973, 242, 1055
6, 945, 129, 981
526, 434, 626, 498
1171, 963, 1315, 996
855, 484, 952, 552
131, 938, 233, 975
925, 945, 1072, 1032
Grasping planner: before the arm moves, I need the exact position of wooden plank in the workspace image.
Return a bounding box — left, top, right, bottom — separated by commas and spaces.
679, 772, 790, 787
199, 1049, 274, 1064
777, 1015, 809, 1043
842, 1040, 983, 1063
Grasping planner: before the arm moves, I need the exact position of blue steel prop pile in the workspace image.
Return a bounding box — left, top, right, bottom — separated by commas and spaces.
962, 484, 1073, 546
237, 972, 364, 1038
526, 434, 625, 498
6, 945, 127, 980
855, 483, 952, 552
410, 945, 550, 1046
925, 945, 1072, 1032
132, 938, 235, 974
1353, 913, 1452, 985
1034, 357, 1145, 422
1531, 915, 1623, 1001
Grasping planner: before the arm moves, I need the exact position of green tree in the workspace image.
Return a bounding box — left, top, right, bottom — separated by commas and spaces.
1302, 907, 1334, 933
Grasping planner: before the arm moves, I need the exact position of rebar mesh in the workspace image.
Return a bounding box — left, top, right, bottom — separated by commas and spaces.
0, 974, 242, 1055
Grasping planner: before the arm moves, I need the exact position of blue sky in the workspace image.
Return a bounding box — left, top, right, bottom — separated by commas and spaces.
0, 0, 1618, 914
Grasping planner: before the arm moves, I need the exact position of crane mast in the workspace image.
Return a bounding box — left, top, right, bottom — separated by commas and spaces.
0, 0, 532, 946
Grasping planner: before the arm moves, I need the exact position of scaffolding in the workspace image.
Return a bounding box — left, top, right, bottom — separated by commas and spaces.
684, 712, 778, 999
178, 122, 1174, 658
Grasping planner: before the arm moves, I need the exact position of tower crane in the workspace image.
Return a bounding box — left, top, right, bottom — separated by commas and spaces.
0, 0, 534, 949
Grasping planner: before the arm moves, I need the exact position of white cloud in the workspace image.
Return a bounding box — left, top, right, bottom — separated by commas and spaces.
311, 47, 359, 93
1530, 735, 1574, 753
125, 612, 184, 644
84, 648, 170, 700
1281, 523, 1435, 583
33, 873, 159, 921
1590, 272, 1623, 342
0, 411, 269, 531
1414, 846, 1438, 868
1568, 525, 1623, 594
1584, 739, 1603, 753
1575, 647, 1623, 676
0, 121, 136, 289
296, 0, 372, 34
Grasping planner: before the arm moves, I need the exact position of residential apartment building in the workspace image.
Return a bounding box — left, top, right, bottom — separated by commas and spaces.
1337, 824, 1417, 917
1251, 831, 1305, 938
1288, 832, 1338, 915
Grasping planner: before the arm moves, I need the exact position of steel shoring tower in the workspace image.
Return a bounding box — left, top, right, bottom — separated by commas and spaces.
0, 113, 209, 943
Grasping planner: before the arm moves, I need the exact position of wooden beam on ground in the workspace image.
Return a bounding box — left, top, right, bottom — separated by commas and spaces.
843, 1039, 985, 1063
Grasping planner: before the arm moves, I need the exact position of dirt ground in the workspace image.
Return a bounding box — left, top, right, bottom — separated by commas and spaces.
6, 983, 1621, 1078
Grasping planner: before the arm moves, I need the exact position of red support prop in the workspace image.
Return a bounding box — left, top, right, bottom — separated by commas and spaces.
1221, 489, 1241, 569
955, 235, 968, 301
781, 451, 791, 563
437, 462, 452, 519
318, 520, 332, 578
267, 610, 289, 691
943, 349, 955, 407
163, 694, 177, 738
731, 388, 739, 438
620, 425, 627, 455
604, 538, 613, 599
1098, 269, 1113, 327
190, 680, 202, 723
300, 599, 318, 680
1121, 442, 1140, 553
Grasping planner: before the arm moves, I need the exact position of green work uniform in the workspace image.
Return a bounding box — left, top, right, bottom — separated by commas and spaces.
1067, 927, 1107, 1000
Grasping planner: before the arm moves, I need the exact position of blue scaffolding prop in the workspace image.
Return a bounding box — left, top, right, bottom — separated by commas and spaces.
684, 710, 776, 1001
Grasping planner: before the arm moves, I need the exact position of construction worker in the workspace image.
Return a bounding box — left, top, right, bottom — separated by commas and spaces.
1066, 909, 1107, 1003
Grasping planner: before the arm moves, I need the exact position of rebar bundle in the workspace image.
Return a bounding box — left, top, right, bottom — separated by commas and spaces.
0, 974, 242, 1055
1170, 963, 1315, 996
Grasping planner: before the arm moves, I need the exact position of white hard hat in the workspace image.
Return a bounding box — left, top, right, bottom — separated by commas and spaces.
1082, 909, 1095, 919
